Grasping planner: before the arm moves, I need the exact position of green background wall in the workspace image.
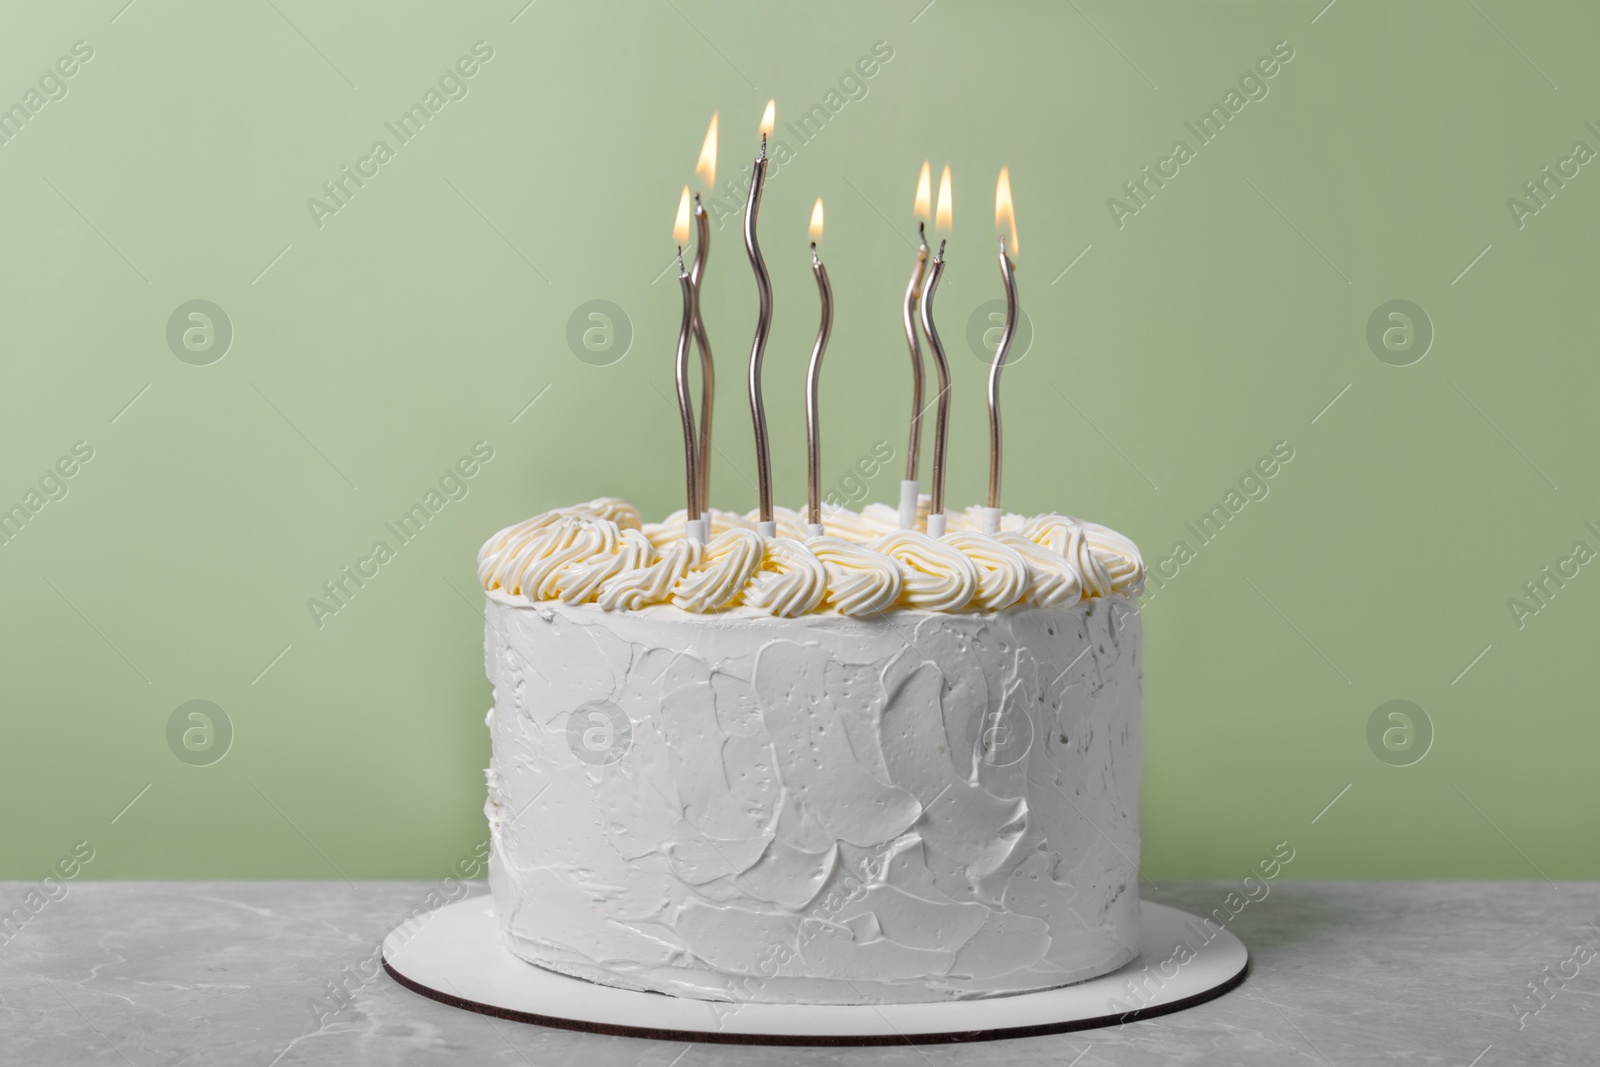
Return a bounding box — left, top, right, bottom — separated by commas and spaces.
2, 0, 1595, 881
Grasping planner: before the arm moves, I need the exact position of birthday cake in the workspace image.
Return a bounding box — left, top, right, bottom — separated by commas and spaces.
477, 498, 1145, 1005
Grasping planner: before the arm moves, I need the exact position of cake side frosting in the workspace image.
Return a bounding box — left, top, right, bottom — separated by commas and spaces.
477, 497, 1144, 617
483, 593, 1142, 1004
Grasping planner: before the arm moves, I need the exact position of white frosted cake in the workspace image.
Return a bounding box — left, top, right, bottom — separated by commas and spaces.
477, 498, 1144, 1005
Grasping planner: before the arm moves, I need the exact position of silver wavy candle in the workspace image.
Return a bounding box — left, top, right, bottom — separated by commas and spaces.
691, 113, 717, 516
918, 165, 954, 538
984, 167, 1020, 536
986, 238, 1018, 533
744, 100, 777, 534
672, 188, 703, 541
690, 194, 714, 517
898, 161, 932, 530
804, 199, 832, 535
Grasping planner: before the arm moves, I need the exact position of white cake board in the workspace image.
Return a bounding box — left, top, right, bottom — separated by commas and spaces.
384, 897, 1248, 1046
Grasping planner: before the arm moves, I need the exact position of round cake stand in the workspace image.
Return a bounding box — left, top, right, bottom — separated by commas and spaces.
383, 898, 1248, 1046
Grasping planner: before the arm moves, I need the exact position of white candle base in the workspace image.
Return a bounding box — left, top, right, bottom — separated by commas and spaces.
926, 513, 946, 539
686, 518, 709, 545
978, 506, 1003, 535
806, 523, 825, 539
757, 520, 777, 538
897, 480, 920, 530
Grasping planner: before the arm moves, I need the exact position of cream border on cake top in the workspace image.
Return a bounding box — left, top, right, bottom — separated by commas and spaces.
478, 497, 1142, 618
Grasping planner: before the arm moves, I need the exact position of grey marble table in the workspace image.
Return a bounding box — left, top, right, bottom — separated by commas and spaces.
1, 881, 1593, 1065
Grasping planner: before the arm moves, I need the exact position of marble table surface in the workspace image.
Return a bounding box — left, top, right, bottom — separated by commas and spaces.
1, 880, 1593, 1065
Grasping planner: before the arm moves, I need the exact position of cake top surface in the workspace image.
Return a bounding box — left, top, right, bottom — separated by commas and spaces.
478, 498, 1143, 618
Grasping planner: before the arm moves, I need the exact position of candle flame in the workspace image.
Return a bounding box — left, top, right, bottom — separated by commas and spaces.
759, 99, 775, 137
934, 164, 952, 233
809, 198, 824, 242
673, 185, 692, 246
696, 112, 718, 187
914, 161, 931, 221
995, 166, 1017, 255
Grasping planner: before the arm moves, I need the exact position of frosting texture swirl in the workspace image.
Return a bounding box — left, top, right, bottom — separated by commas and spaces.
869, 530, 980, 612
806, 536, 904, 616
